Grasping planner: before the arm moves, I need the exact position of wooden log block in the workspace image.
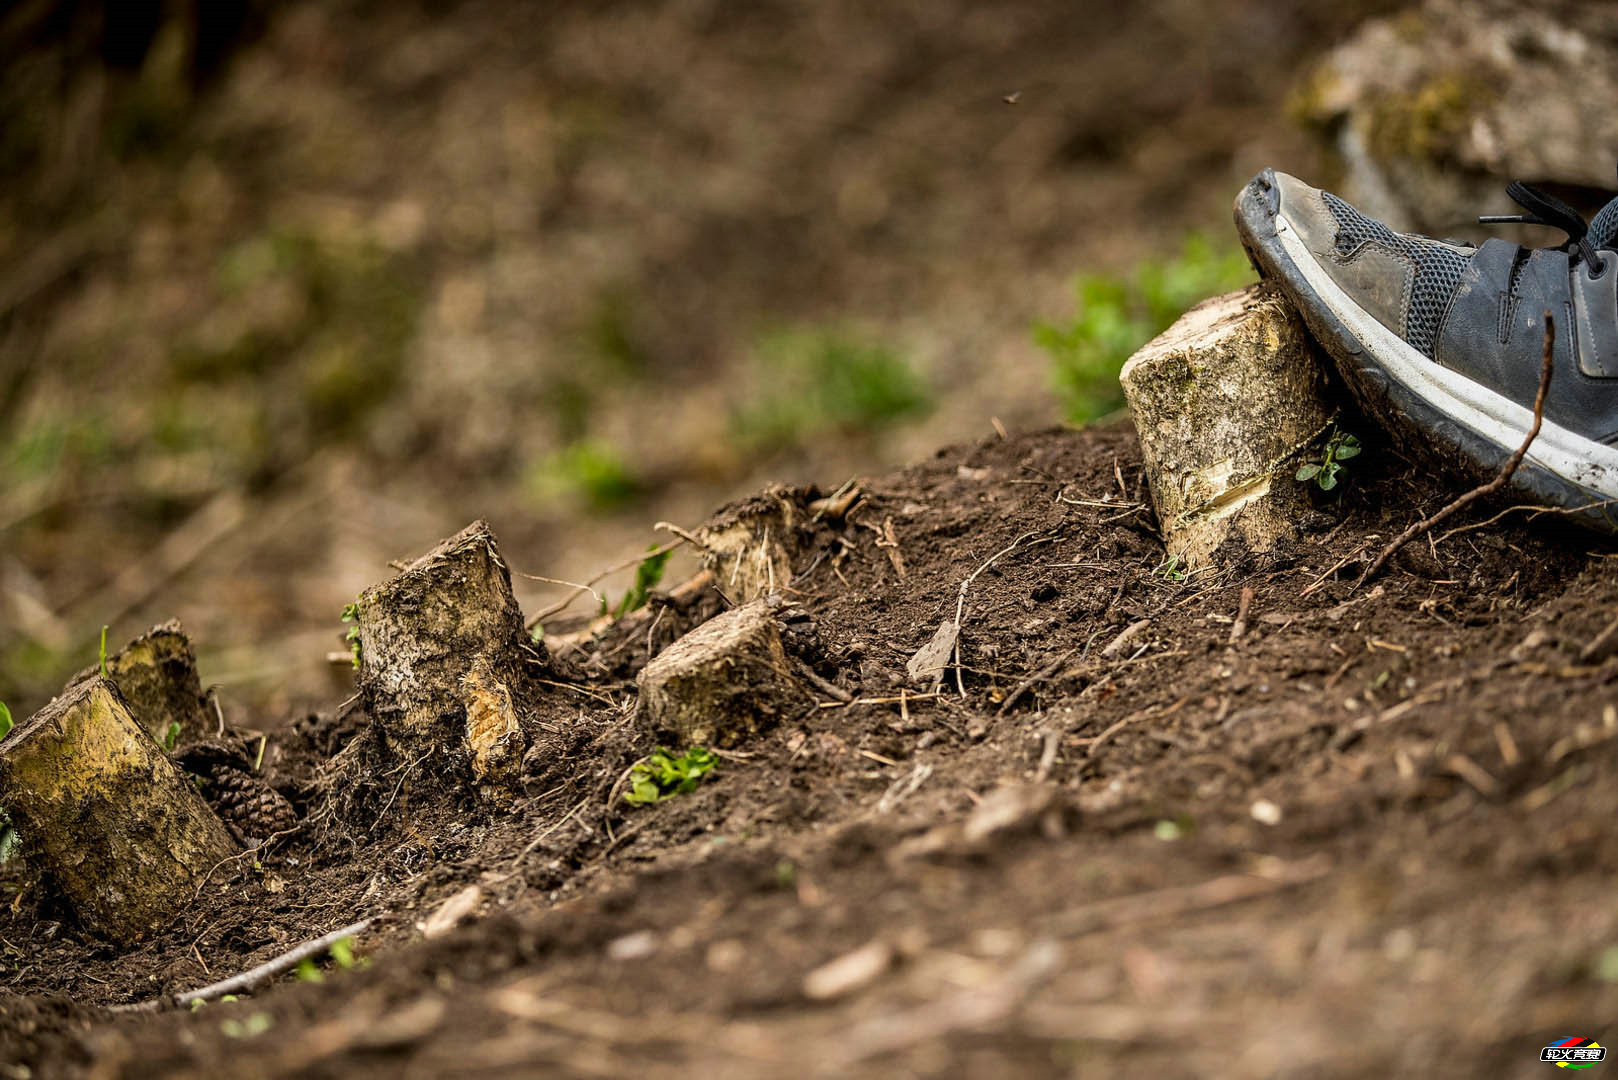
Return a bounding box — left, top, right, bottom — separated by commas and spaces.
0, 677, 238, 942
636, 600, 812, 748
70, 620, 210, 746
1119, 284, 1333, 568
354, 520, 544, 785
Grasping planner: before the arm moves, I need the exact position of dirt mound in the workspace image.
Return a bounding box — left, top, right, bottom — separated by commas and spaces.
4, 414, 1617, 1077
0, 0, 1404, 729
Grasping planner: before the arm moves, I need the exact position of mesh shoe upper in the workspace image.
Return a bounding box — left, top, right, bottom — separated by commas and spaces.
1589, 197, 1618, 253
1320, 193, 1470, 358
1238, 168, 1618, 449
1234, 166, 1618, 533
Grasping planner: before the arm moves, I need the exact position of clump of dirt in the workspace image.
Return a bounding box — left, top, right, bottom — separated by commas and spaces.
4, 414, 1617, 1077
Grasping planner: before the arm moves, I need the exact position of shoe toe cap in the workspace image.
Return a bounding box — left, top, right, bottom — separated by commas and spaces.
1236, 169, 1331, 244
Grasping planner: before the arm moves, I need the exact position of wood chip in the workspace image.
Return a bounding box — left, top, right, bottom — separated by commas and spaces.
422, 884, 483, 939
803, 940, 893, 1001
1249, 799, 1282, 825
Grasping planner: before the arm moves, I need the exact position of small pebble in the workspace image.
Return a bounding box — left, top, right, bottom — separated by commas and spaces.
606, 930, 658, 961
803, 940, 893, 1001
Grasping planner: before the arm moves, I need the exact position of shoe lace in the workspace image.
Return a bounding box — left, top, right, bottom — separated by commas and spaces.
1479, 181, 1605, 274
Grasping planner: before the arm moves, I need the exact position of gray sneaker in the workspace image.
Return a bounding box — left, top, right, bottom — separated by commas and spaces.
1235, 168, 1618, 533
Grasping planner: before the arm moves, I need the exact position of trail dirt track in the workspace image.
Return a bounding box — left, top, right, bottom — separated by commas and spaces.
6, 414, 1618, 1079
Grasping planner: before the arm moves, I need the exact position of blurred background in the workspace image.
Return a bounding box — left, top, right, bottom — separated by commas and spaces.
5, 0, 1602, 723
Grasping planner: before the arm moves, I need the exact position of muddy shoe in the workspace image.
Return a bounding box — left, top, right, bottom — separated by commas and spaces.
1234, 168, 1618, 533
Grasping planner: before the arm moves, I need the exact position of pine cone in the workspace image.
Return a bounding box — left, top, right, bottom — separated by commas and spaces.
205, 764, 299, 842
175, 742, 299, 843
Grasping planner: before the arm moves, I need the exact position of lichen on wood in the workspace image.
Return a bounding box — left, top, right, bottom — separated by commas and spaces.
0, 677, 238, 943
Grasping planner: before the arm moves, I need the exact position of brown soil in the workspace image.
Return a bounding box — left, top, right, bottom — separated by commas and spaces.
0, 0, 1400, 726
6, 414, 1618, 1078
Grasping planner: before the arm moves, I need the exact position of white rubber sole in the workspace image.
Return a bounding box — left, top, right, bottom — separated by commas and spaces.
1273, 211, 1618, 499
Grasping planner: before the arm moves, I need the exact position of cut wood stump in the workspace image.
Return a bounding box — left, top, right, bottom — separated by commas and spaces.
70, 620, 210, 745
354, 520, 544, 786
636, 600, 812, 748
1119, 284, 1333, 568
0, 677, 238, 942
693, 486, 807, 603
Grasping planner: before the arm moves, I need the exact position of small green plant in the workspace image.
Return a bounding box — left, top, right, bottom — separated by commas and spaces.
623, 747, 719, 806
220, 1011, 274, 1038
0, 812, 17, 864
329, 935, 357, 970
1035, 234, 1253, 424
163, 721, 182, 752
99, 625, 109, 677
731, 329, 930, 452
340, 601, 361, 669
1153, 813, 1196, 841
1154, 553, 1187, 583
281, 936, 364, 983
1295, 430, 1362, 492
607, 546, 673, 619
529, 440, 640, 514
1596, 946, 1618, 984
0, 702, 11, 741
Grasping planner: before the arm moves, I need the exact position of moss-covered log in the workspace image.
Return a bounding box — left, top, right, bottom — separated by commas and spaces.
636, 600, 811, 748
354, 520, 544, 785
70, 620, 210, 745
0, 678, 238, 943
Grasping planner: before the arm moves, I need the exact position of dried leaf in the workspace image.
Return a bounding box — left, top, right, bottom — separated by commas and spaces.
906, 621, 959, 688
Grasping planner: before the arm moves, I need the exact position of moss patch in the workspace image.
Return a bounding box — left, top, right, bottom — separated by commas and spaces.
1366, 72, 1495, 163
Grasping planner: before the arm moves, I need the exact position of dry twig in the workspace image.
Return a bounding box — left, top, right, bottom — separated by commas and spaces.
1034, 728, 1060, 783
1359, 313, 1556, 587
1228, 586, 1254, 644
794, 657, 852, 703
1099, 618, 1150, 659
1433, 497, 1618, 547
996, 647, 1079, 716
113, 918, 377, 1011
1044, 856, 1330, 938
523, 536, 688, 627
177, 918, 375, 1007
